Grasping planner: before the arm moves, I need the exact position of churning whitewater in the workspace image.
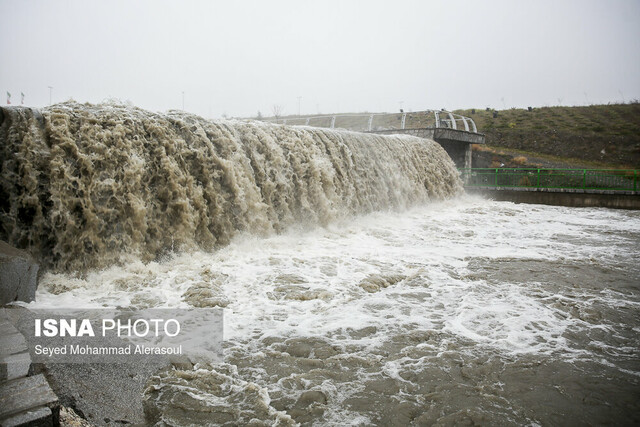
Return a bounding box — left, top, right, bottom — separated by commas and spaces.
31, 198, 640, 426
0, 102, 461, 272
2, 103, 638, 426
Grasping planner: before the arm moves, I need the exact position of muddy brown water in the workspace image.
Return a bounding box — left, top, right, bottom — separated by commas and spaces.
33, 199, 640, 426
3, 103, 637, 425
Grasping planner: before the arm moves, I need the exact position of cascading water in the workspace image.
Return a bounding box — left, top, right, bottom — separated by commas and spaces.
0, 102, 462, 272
3, 103, 637, 426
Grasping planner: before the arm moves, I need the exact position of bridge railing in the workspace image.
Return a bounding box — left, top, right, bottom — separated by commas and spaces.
262, 110, 478, 133
460, 168, 638, 192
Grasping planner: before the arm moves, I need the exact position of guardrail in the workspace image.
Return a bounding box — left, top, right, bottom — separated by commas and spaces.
460, 168, 638, 192
263, 110, 478, 133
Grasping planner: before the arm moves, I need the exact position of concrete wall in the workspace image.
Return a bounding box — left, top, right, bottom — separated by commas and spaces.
467, 188, 640, 210
436, 140, 471, 169
369, 128, 483, 169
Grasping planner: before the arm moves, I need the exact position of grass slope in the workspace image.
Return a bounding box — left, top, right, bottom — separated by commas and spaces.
455, 103, 640, 169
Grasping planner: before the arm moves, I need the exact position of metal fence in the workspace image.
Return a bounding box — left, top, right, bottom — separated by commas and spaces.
459, 168, 638, 192
262, 110, 478, 133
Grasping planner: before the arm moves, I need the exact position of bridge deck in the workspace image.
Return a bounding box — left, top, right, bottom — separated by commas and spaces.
370, 127, 485, 145
262, 110, 485, 169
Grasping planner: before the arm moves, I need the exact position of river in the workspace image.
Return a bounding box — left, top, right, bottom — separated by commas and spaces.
32, 195, 640, 426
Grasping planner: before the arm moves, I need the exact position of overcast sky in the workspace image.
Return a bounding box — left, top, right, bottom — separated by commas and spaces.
1, 0, 639, 118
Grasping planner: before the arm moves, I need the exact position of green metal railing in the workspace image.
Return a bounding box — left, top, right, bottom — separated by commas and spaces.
459, 168, 638, 192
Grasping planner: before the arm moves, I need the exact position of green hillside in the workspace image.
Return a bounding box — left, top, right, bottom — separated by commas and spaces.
455, 103, 640, 169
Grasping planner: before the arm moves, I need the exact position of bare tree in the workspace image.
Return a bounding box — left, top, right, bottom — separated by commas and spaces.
272, 105, 284, 122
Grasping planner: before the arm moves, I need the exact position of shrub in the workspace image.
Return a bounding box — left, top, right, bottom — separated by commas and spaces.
513, 156, 528, 165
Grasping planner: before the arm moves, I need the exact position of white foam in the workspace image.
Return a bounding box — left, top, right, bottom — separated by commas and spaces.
32, 195, 640, 364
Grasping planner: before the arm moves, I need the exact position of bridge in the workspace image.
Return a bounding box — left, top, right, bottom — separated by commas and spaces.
263, 113, 639, 209
264, 110, 486, 169
461, 168, 640, 209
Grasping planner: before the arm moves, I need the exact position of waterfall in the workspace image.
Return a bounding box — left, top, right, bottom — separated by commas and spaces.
0, 102, 462, 272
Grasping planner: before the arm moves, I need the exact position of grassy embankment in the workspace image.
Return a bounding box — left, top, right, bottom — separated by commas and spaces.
455, 103, 640, 170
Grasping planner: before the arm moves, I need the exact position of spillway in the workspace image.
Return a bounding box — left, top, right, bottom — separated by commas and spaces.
0, 102, 462, 272
3, 103, 638, 426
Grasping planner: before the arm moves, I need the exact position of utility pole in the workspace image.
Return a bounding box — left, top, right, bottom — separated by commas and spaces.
297, 96, 302, 116
398, 100, 404, 111
48, 86, 53, 105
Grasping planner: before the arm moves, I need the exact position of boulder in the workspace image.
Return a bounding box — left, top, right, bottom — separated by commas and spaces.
0, 241, 39, 305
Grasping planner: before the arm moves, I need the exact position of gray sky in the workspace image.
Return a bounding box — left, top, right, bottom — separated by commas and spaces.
1, 0, 639, 118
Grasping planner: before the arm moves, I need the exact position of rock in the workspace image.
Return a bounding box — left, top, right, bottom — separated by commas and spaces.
59, 406, 93, 427
0, 241, 39, 305
45, 360, 169, 425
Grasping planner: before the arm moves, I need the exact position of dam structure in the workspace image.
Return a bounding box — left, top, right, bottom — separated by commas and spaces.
266, 112, 640, 209
1, 103, 639, 426
0, 103, 463, 272
265, 110, 486, 169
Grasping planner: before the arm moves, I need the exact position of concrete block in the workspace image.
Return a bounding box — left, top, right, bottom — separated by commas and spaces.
0, 405, 53, 427
0, 352, 31, 382
0, 320, 20, 338
0, 241, 39, 305
0, 331, 27, 356
0, 314, 31, 381
0, 374, 59, 423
